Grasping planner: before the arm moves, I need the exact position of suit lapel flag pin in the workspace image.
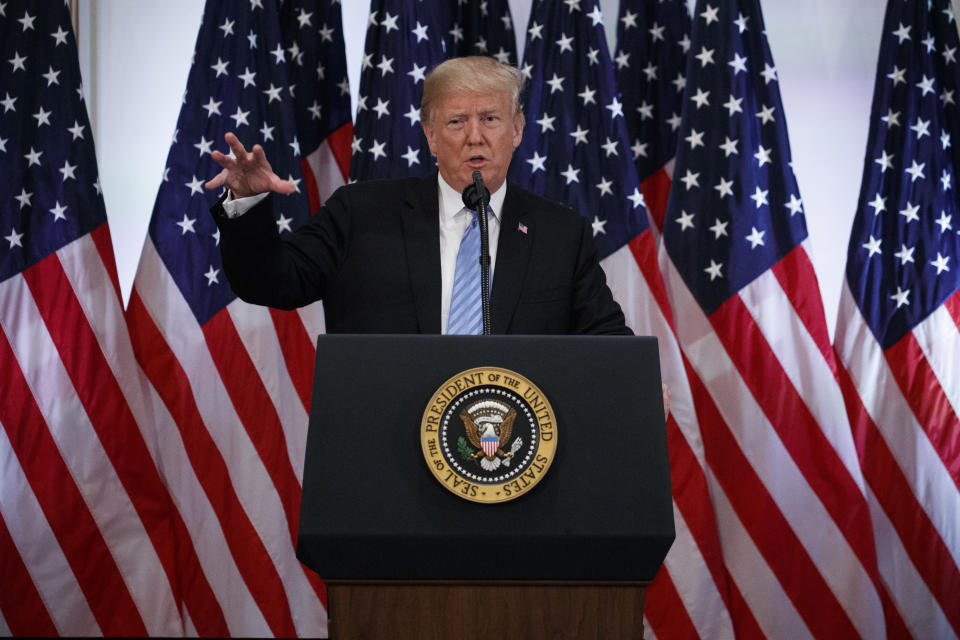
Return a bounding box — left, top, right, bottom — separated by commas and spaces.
518, 222, 528, 234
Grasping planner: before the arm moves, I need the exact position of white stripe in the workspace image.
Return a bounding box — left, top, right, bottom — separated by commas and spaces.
225, 302, 330, 636
835, 284, 960, 569
304, 137, 347, 205
131, 245, 279, 637
183, 607, 198, 638
227, 301, 310, 481
58, 235, 167, 469
132, 346, 270, 636
865, 484, 956, 639
664, 501, 736, 640
661, 253, 885, 639
134, 241, 327, 637
59, 236, 195, 632
602, 246, 708, 468
605, 245, 740, 637
643, 619, 658, 640
297, 300, 326, 344
741, 248, 866, 487
0, 610, 9, 636
0, 418, 99, 635
912, 301, 960, 420
0, 272, 178, 636
708, 468, 813, 640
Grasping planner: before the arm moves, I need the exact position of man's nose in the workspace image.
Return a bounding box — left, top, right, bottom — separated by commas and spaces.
465, 118, 483, 143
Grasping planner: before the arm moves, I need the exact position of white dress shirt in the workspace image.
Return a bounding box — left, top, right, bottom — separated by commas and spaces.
223, 175, 507, 333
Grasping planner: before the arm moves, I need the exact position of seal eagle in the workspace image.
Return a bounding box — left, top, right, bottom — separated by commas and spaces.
460, 400, 520, 471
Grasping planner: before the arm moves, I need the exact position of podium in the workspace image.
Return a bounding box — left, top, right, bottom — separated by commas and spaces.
297, 335, 673, 639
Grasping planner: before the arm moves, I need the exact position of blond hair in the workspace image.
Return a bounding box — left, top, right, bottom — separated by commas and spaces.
421, 56, 524, 125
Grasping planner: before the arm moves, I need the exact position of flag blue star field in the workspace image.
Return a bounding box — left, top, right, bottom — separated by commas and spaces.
147, 0, 309, 326
445, 0, 517, 64
509, 0, 648, 262
615, 0, 690, 183
0, 2, 185, 635
834, 0, 960, 636
614, 0, 690, 233
125, 0, 353, 635
279, 0, 353, 211
662, 1, 808, 316
349, 0, 446, 181
659, 1, 893, 637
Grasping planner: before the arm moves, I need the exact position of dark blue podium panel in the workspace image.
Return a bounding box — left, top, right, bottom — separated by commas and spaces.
297, 335, 673, 582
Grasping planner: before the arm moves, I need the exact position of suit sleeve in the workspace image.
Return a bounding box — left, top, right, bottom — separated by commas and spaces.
211, 186, 352, 310
569, 215, 633, 336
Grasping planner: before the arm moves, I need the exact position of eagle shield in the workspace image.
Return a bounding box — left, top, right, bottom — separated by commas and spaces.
460, 400, 519, 471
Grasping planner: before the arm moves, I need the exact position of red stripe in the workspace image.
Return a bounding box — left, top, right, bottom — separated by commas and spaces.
664, 415, 728, 602
89, 224, 123, 305
627, 228, 675, 332
645, 567, 700, 640
0, 514, 58, 635
0, 321, 146, 635
127, 292, 294, 636
771, 245, 835, 372
944, 288, 960, 331
681, 353, 861, 639
640, 168, 671, 232
201, 309, 328, 609
664, 413, 766, 640
269, 307, 315, 413
24, 248, 191, 620
300, 156, 322, 214
326, 122, 354, 183
884, 332, 960, 490
836, 356, 960, 636
711, 295, 886, 597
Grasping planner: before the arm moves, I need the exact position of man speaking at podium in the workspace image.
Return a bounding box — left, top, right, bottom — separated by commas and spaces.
206, 56, 631, 337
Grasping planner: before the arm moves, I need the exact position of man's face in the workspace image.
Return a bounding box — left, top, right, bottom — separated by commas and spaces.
422, 89, 524, 194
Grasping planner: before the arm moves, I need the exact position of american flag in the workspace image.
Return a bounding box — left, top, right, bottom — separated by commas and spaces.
508, 2, 736, 638
0, 2, 184, 635
613, 3, 753, 637
615, 0, 690, 233
348, 0, 446, 181
125, 0, 351, 634
445, 0, 517, 65
834, 0, 960, 636
279, 0, 354, 212
659, 0, 900, 637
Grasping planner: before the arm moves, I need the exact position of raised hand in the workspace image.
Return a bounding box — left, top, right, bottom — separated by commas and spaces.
205, 132, 296, 199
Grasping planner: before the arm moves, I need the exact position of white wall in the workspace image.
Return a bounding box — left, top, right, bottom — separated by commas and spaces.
78, 0, 937, 337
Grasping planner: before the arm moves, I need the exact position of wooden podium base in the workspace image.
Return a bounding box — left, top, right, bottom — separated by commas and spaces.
326, 581, 648, 640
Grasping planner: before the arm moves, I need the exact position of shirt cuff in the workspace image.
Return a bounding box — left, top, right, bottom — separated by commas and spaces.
221, 191, 270, 219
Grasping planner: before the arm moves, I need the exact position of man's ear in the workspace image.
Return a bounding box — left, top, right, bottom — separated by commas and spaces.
512, 113, 525, 149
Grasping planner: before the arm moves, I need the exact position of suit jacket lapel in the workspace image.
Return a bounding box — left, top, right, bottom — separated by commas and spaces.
491, 185, 532, 333
401, 176, 442, 334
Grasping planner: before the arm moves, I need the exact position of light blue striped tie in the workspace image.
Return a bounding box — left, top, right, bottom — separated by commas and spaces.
447, 208, 483, 335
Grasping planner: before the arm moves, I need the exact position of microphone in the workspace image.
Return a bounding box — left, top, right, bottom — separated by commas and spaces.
460, 171, 492, 335
460, 174, 490, 211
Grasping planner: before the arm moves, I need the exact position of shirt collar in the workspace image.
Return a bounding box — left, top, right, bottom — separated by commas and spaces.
438, 173, 506, 222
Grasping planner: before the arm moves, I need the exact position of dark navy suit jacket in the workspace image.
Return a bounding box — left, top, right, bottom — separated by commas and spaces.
213, 174, 630, 335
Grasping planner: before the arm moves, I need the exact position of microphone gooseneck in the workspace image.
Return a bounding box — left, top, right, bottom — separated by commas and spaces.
461, 171, 492, 335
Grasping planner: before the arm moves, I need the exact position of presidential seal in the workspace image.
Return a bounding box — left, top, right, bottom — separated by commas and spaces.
420, 367, 557, 504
